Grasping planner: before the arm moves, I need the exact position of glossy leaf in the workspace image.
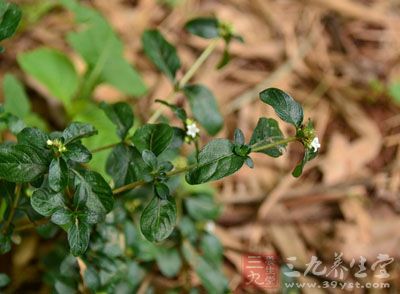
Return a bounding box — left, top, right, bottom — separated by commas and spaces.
68, 217, 90, 256
140, 195, 176, 242
186, 139, 246, 184
63, 142, 92, 163
62, 122, 97, 145
18, 48, 79, 104
51, 207, 72, 226
260, 88, 303, 128
183, 84, 223, 135
233, 128, 245, 145
100, 102, 133, 139
17, 127, 48, 149
49, 158, 68, 192
132, 123, 174, 156
31, 188, 65, 217
0, 1, 22, 43
74, 170, 114, 215
142, 150, 158, 170
185, 17, 219, 39
249, 118, 285, 157
292, 148, 318, 177
154, 182, 169, 200
0, 144, 49, 182
155, 99, 187, 122
142, 30, 181, 82
106, 144, 140, 187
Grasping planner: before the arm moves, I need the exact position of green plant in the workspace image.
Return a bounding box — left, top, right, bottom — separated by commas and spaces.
0, 1, 320, 292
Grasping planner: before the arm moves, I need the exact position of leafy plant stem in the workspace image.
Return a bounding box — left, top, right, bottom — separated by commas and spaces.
251, 136, 297, 152
179, 38, 219, 88
1, 184, 22, 234
112, 136, 297, 195
147, 38, 220, 123
90, 141, 123, 153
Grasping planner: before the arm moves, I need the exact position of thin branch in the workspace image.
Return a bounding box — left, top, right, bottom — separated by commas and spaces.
148, 38, 220, 124
2, 184, 22, 234
112, 137, 297, 195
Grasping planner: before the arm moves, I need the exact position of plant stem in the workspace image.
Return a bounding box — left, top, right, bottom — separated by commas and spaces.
147, 38, 220, 124
91, 38, 220, 152
251, 137, 297, 152
112, 137, 297, 195
90, 142, 122, 153
178, 38, 219, 88
1, 184, 21, 234
14, 218, 48, 232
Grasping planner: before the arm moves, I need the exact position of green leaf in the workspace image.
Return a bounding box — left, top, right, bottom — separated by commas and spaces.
142, 29, 181, 82
100, 56, 147, 97
0, 144, 49, 182
106, 144, 140, 187
66, 7, 147, 97
68, 217, 90, 256
155, 99, 187, 122
132, 123, 174, 156
233, 128, 245, 145
389, 82, 400, 103
74, 169, 114, 215
0, 1, 22, 42
18, 48, 79, 104
0, 111, 26, 134
100, 102, 133, 139
83, 265, 100, 291
182, 241, 228, 294
51, 207, 72, 225
62, 122, 97, 145
0, 273, 10, 288
185, 17, 220, 39
142, 150, 158, 170
140, 195, 176, 242
63, 142, 92, 163
48, 158, 68, 192
216, 47, 230, 69
200, 233, 223, 266
31, 188, 65, 217
183, 84, 223, 135
0, 233, 11, 254
245, 157, 254, 168
17, 127, 48, 149
292, 148, 317, 177
186, 139, 246, 184
154, 182, 169, 200
260, 88, 303, 128
249, 118, 285, 157
74, 105, 119, 175
3, 74, 30, 118
185, 193, 220, 221
156, 247, 182, 278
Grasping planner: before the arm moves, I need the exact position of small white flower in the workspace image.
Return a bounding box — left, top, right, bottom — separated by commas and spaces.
186, 122, 200, 138
46, 139, 53, 146
310, 136, 320, 152
205, 221, 215, 233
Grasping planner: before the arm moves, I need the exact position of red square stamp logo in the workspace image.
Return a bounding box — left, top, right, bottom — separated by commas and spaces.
241, 253, 279, 289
